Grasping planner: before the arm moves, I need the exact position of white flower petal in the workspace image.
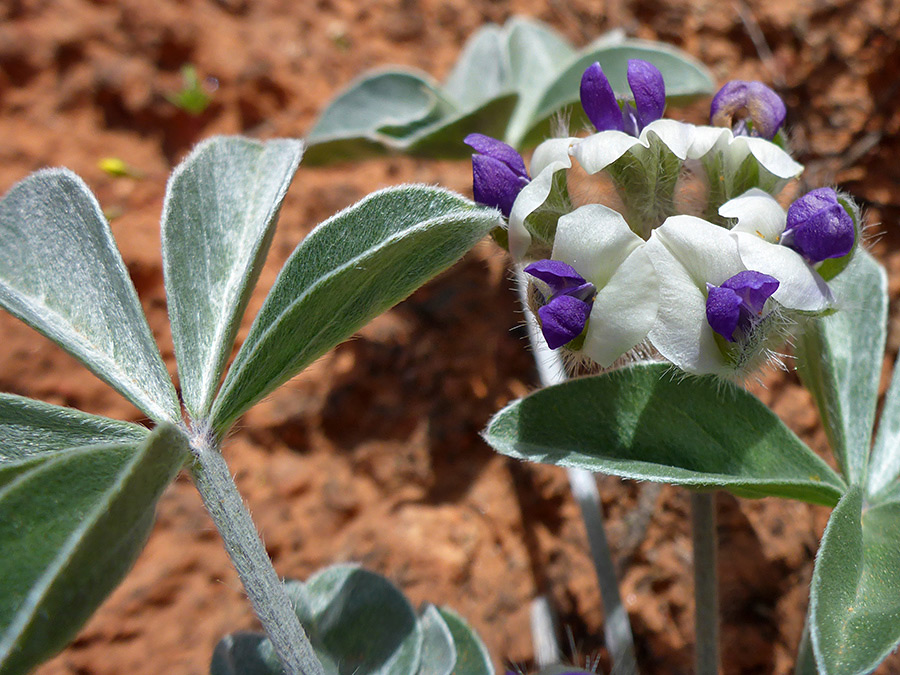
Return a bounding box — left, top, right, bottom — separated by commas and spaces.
687, 125, 729, 159
571, 130, 642, 174
530, 137, 575, 176
508, 159, 570, 260
734, 233, 834, 312
637, 119, 695, 160
719, 188, 787, 242
551, 204, 643, 288
645, 234, 730, 376
687, 126, 803, 180
651, 215, 745, 290
744, 136, 804, 179
583, 247, 658, 367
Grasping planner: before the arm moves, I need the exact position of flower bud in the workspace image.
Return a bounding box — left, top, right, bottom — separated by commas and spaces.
580, 60, 666, 136
782, 188, 855, 263
710, 80, 786, 140
464, 133, 530, 217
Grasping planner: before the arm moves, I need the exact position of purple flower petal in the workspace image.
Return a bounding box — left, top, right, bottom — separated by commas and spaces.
627, 59, 666, 128
471, 154, 528, 217
538, 294, 592, 349
783, 188, 855, 263
706, 270, 779, 342
525, 260, 596, 302
721, 270, 780, 315
464, 133, 528, 179
706, 284, 743, 342
525, 259, 585, 289
580, 62, 624, 132
710, 80, 786, 140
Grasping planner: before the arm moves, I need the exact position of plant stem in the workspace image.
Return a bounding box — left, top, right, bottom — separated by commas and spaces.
690, 490, 720, 675
515, 267, 638, 675
189, 430, 325, 675
569, 468, 638, 675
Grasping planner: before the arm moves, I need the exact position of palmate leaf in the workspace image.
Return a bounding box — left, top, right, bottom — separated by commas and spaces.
305, 17, 713, 161
161, 136, 304, 419
0, 170, 180, 424
290, 566, 422, 675
208, 186, 498, 433
210, 566, 490, 675
810, 486, 900, 674
0, 423, 188, 675
795, 250, 888, 486
484, 363, 845, 506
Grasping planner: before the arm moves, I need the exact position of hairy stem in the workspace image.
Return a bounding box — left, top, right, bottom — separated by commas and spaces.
690, 490, 720, 675
516, 267, 638, 675
189, 430, 325, 675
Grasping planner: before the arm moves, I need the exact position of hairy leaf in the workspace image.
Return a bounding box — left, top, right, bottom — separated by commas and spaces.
290, 565, 422, 675
869, 342, 900, 499
209, 186, 497, 432
810, 486, 900, 674
436, 608, 492, 675
417, 605, 456, 675
796, 250, 887, 485
162, 136, 304, 419
484, 363, 845, 505
0, 170, 180, 423
0, 424, 188, 674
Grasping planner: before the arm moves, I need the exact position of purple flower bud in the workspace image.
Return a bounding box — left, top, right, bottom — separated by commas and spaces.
464, 133, 530, 217
525, 260, 597, 348
580, 60, 667, 136
580, 62, 624, 133
706, 270, 779, 342
710, 80, 786, 140
782, 188, 855, 263
627, 59, 666, 128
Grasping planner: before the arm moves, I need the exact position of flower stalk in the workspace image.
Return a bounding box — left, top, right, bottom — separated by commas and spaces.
690, 491, 720, 675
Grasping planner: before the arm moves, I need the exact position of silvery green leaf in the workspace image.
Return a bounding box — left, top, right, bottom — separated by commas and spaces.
436, 608, 492, 675
290, 565, 422, 675
810, 486, 900, 674
795, 250, 887, 486
162, 136, 304, 419
0, 393, 148, 488
503, 17, 576, 149
210, 632, 279, 675
304, 70, 453, 164
443, 23, 510, 109
403, 93, 519, 158
514, 40, 715, 148
0, 170, 180, 423
417, 605, 456, 675
484, 363, 846, 506
0, 423, 188, 674
304, 93, 517, 164
209, 186, 498, 432
868, 334, 900, 500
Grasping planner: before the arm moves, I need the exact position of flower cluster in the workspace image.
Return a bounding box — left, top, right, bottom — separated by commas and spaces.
466, 60, 858, 378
